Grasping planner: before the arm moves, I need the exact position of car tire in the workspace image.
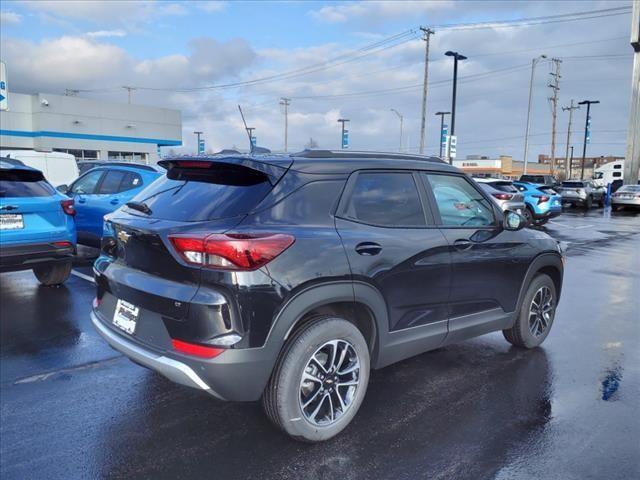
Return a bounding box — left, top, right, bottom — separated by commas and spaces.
262, 316, 370, 442
534, 218, 549, 226
598, 196, 605, 208
523, 206, 535, 226
33, 261, 72, 286
503, 273, 557, 349
611, 204, 621, 212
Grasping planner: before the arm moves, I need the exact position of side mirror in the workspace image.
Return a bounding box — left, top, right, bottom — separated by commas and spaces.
504, 210, 526, 231
56, 184, 69, 194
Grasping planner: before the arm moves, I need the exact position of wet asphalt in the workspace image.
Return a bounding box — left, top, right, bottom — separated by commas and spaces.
1, 208, 639, 480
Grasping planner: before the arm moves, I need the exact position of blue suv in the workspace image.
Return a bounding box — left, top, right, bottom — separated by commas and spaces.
61, 163, 162, 246
513, 181, 562, 226
0, 161, 76, 285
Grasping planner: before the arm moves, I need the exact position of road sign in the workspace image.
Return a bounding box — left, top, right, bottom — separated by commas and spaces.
251, 136, 257, 147
198, 139, 205, 154
342, 130, 349, 149
0, 62, 8, 111
448, 135, 457, 158
441, 124, 448, 148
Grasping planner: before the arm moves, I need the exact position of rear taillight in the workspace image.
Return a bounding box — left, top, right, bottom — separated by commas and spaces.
492, 193, 513, 200
533, 194, 550, 204
61, 199, 76, 216
169, 232, 295, 271
174, 161, 211, 168
171, 339, 225, 358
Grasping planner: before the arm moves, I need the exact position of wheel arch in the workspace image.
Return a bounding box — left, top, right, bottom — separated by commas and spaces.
515, 253, 564, 317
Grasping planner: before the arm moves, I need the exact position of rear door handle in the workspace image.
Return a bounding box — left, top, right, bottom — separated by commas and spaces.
355, 242, 382, 256
453, 239, 473, 251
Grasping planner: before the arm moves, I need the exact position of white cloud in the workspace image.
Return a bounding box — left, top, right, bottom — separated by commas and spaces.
0, 11, 22, 25
86, 29, 127, 38
309, 0, 453, 24
195, 1, 227, 13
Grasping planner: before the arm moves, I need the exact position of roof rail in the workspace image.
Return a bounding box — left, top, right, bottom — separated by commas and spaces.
87, 161, 159, 172
292, 149, 445, 163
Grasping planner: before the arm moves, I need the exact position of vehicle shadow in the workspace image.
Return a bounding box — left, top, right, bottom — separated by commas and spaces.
98, 341, 551, 480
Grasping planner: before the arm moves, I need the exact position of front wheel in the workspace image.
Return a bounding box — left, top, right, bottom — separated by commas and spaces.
503, 274, 557, 348
33, 261, 72, 286
584, 196, 593, 209
262, 316, 370, 442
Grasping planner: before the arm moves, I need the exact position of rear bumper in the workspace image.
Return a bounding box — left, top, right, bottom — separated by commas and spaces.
611, 198, 640, 207
91, 309, 277, 401
532, 207, 562, 220
0, 242, 75, 273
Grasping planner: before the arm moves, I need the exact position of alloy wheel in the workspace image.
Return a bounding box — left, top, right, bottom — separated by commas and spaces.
299, 339, 360, 426
528, 286, 554, 337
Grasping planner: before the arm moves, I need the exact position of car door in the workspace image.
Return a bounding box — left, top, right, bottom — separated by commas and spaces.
421, 172, 533, 339
68, 169, 105, 242
89, 169, 129, 240
335, 170, 451, 354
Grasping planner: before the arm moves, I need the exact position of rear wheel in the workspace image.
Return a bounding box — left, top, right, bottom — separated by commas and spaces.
584, 196, 593, 209
33, 261, 72, 286
503, 274, 557, 349
262, 316, 370, 442
522, 206, 535, 226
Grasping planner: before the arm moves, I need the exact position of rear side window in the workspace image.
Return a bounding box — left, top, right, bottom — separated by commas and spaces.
130, 164, 273, 221
0, 170, 55, 198
343, 172, 426, 227
98, 171, 127, 194
120, 172, 143, 192
424, 174, 495, 227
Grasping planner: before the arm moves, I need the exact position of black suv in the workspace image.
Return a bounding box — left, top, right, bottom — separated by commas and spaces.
92, 151, 563, 442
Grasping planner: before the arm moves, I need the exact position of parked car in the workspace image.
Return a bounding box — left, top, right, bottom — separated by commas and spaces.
1, 150, 79, 187
473, 178, 526, 215
0, 161, 76, 285
513, 181, 562, 226
611, 184, 640, 211
556, 180, 605, 209
60, 163, 162, 246
91, 151, 564, 442
518, 174, 558, 188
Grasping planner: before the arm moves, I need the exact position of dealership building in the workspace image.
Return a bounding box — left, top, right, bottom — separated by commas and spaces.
0, 92, 182, 163
453, 155, 552, 179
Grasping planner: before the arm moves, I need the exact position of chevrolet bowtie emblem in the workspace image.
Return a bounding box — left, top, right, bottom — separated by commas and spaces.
117, 230, 132, 243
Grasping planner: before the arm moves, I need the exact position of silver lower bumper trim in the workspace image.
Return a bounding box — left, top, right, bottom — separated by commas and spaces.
91, 311, 220, 398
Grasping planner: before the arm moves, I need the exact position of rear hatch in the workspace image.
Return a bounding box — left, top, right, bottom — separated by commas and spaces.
100, 157, 291, 319
0, 167, 68, 244
488, 181, 524, 203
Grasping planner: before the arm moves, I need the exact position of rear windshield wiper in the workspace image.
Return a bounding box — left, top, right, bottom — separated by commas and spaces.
125, 201, 152, 215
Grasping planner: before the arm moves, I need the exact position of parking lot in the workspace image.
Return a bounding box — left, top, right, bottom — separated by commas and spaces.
1, 208, 638, 480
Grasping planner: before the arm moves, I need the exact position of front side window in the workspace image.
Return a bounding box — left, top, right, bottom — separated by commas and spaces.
423, 174, 495, 227
343, 172, 426, 227
70, 169, 103, 194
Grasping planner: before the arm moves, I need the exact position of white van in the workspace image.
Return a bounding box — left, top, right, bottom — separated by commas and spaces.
0, 150, 79, 187
592, 160, 624, 188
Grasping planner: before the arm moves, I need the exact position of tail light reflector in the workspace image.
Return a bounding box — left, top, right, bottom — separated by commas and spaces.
533, 194, 550, 204
53, 241, 72, 247
169, 232, 295, 271
171, 339, 224, 358
61, 199, 76, 216
492, 193, 513, 200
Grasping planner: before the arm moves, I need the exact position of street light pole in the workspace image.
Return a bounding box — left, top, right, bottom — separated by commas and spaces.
444, 51, 467, 164
578, 100, 600, 180
435, 111, 450, 158
523, 54, 547, 175
390, 109, 404, 152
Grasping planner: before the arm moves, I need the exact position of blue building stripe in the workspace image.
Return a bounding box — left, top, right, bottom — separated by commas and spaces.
0, 129, 181, 146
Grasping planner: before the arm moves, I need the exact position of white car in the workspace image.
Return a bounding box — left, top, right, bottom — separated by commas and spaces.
611, 185, 640, 211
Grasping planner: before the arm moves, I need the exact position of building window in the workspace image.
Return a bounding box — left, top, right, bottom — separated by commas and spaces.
53, 149, 99, 161
108, 151, 148, 163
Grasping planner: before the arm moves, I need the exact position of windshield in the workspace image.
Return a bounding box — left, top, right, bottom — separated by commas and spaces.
562, 181, 585, 187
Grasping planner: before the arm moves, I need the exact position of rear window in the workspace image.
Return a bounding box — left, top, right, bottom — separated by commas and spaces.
128, 163, 273, 221
520, 175, 543, 183
619, 185, 640, 192
0, 170, 56, 198
488, 181, 518, 193
562, 181, 585, 187
537, 186, 557, 194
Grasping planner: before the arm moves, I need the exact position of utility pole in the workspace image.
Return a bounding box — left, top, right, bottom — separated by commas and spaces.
418, 27, 435, 155
122, 86, 136, 104
193, 131, 203, 155
578, 100, 600, 180
562, 99, 579, 178
435, 111, 450, 158
569, 146, 574, 179
624, 0, 640, 185
444, 51, 467, 164
390, 109, 404, 152
548, 58, 562, 176
246, 127, 255, 147
280, 98, 291, 152
337, 118, 350, 149
523, 55, 547, 174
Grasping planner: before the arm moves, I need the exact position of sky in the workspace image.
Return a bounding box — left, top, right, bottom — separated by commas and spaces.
0, 0, 635, 159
